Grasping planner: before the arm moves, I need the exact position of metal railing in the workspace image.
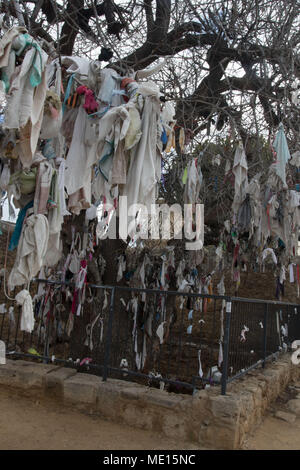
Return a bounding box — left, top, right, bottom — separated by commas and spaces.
224, 297, 300, 392
0, 279, 299, 395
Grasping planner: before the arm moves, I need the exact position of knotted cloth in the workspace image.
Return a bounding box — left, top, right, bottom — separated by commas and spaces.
15, 289, 35, 333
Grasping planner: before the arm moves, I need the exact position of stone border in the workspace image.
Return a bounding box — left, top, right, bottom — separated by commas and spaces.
0, 355, 299, 449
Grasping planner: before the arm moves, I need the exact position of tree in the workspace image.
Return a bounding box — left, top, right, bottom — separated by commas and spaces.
2, 1, 299, 144
1, 0, 300, 269
1, 0, 300, 383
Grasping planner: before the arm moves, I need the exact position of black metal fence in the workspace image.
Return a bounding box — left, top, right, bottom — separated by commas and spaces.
225, 298, 300, 392
1, 279, 300, 395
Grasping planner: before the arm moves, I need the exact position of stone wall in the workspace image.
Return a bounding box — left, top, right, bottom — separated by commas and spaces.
0, 354, 299, 449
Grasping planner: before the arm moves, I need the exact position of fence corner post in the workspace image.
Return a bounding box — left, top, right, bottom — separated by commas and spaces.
221, 298, 231, 395
262, 304, 268, 368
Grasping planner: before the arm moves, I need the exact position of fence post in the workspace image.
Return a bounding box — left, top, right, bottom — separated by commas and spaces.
102, 287, 116, 382
43, 318, 50, 364
221, 299, 232, 395
262, 303, 268, 368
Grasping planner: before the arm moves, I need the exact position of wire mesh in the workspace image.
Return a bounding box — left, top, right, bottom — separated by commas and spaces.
1, 280, 300, 395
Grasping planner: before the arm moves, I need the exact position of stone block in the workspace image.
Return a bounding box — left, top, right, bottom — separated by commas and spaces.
122, 403, 153, 429
209, 395, 240, 419
44, 366, 77, 397
0, 359, 58, 389
143, 389, 183, 409
63, 373, 101, 406
120, 386, 146, 401
97, 380, 123, 419
204, 422, 237, 450
287, 399, 300, 415
161, 412, 187, 440
16, 362, 59, 388
275, 411, 296, 423
0, 359, 22, 386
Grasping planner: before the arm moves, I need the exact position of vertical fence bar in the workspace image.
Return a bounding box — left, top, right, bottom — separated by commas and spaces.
262, 303, 268, 368
221, 299, 231, 395
102, 287, 115, 382
0, 309, 5, 339
6, 311, 11, 347
43, 315, 50, 363
14, 306, 21, 349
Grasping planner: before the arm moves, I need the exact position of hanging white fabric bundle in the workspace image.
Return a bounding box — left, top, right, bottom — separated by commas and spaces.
102, 290, 108, 310
121, 81, 162, 211
262, 248, 277, 265
289, 263, 295, 283
291, 80, 300, 106
61, 56, 90, 83
218, 341, 223, 367
117, 255, 126, 282
68, 231, 81, 274
160, 255, 167, 288
8, 214, 49, 290
15, 289, 35, 333
135, 351, 142, 371
290, 151, 300, 167
0, 304, 6, 314
131, 297, 138, 340
0, 26, 27, 70
85, 204, 98, 221
66, 313, 74, 337
183, 158, 203, 204
175, 259, 185, 289
84, 313, 101, 351
56, 158, 71, 217
232, 141, 248, 214
0, 164, 10, 191
217, 276, 225, 296
142, 334, 147, 370
139, 258, 145, 286
240, 325, 249, 342
273, 123, 291, 188
156, 321, 166, 344
281, 324, 288, 337
178, 279, 191, 292
75, 264, 87, 317
64, 105, 98, 213
280, 266, 286, 284
0, 340, 5, 365
135, 60, 166, 81
198, 350, 203, 378
8, 306, 15, 325
5, 42, 48, 168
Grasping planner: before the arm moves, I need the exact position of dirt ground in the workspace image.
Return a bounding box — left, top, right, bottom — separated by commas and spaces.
243, 415, 300, 450
1, 385, 300, 450
242, 384, 300, 450
0, 387, 199, 451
